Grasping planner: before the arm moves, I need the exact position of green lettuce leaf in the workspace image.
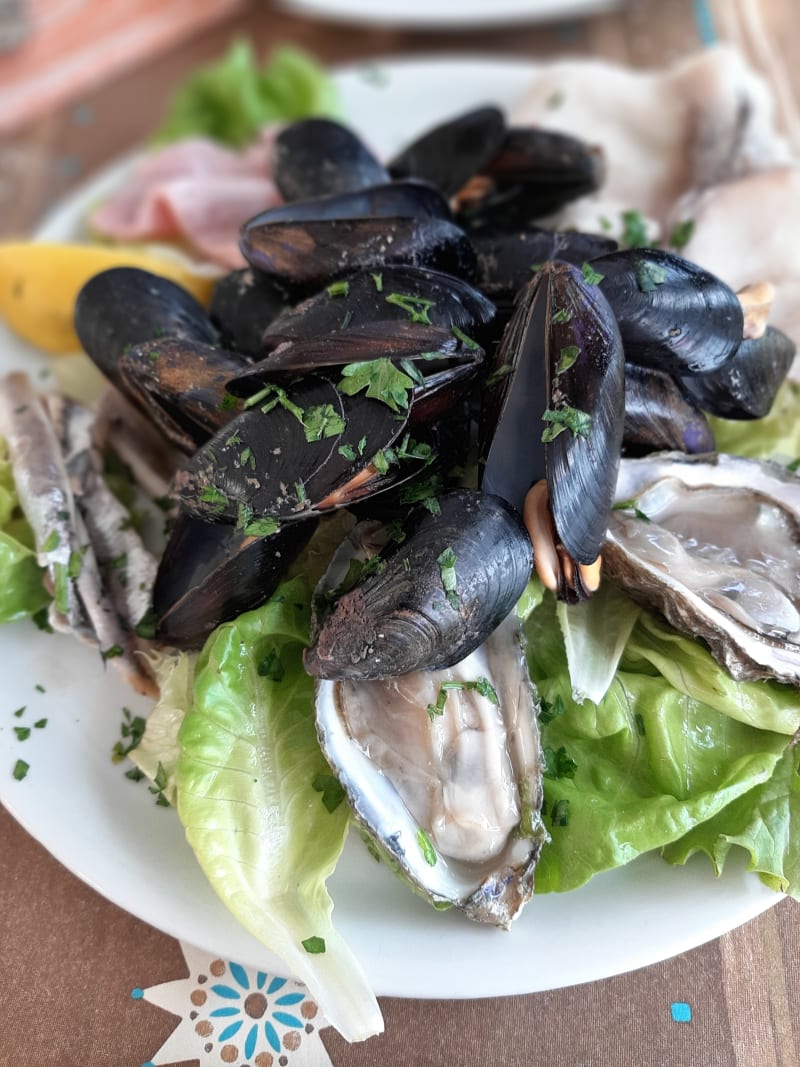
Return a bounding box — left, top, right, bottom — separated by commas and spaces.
556, 580, 640, 705
0, 440, 49, 622
131, 650, 197, 805
710, 380, 800, 462
525, 594, 794, 893
175, 576, 383, 1042
664, 743, 800, 898
153, 41, 340, 147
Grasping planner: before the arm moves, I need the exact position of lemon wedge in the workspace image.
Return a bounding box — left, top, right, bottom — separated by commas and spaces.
0, 242, 220, 354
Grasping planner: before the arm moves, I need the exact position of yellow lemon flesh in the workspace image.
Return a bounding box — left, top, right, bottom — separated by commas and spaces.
0, 242, 219, 354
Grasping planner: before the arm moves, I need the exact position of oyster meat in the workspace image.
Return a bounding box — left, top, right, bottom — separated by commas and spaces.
605, 452, 800, 685
316, 614, 547, 928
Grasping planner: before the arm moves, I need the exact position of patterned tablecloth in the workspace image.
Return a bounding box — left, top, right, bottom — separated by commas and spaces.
2, 2, 800, 1065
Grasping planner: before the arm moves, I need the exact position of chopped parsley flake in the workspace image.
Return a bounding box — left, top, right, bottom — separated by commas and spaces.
556, 345, 580, 375
581, 262, 605, 286
634, 258, 668, 293
13, 759, 29, 781
620, 209, 649, 249
218, 391, 238, 412
301, 936, 326, 955
385, 291, 436, 324
312, 773, 346, 814
437, 546, 459, 609
148, 761, 170, 806
551, 798, 571, 826
303, 403, 346, 442
541, 405, 592, 443
13, 706, 25, 718
416, 828, 437, 866
13, 726, 30, 741
41, 529, 60, 553
451, 324, 480, 351
538, 694, 565, 725
486, 363, 513, 388
338, 443, 356, 461
371, 272, 383, 292
34, 718, 47, 730
338, 358, 415, 413
669, 218, 695, 250
244, 517, 281, 538
543, 745, 578, 780
111, 707, 146, 764
101, 644, 124, 663
135, 606, 156, 639
199, 485, 228, 514
327, 279, 350, 298
551, 307, 573, 325
426, 676, 499, 721
613, 498, 651, 522
257, 645, 285, 681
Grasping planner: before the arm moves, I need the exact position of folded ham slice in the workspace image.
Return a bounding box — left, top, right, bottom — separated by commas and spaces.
90, 130, 283, 269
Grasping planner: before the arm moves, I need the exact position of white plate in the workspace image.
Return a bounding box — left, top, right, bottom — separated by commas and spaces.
279, 0, 621, 30
0, 57, 779, 1001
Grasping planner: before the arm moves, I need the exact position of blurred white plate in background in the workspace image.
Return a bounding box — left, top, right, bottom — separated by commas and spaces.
279, 0, 621, 30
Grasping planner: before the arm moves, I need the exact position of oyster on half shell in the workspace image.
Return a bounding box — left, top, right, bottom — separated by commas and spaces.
316, 613, 548, 927
605, 452, 800, 685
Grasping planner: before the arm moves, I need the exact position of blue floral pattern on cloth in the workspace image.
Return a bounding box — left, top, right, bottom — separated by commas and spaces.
134, 942, 333, 1066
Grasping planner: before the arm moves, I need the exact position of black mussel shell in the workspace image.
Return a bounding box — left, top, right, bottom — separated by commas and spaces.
244, 180, 451, 228
594, 249, 744, 376
209, 268, 289, 358
74, 267, 216, 392
119, 338, 248, 452
481, 260, 625, 564
623, 363, 714, 455
460, 128, 604, 231
226, 322, 462, 393
304, 489, 532, 680
679, 326, 796, 419
387, 106, 506, 198
241, 216, 477, 294
273, 118, 390, 202
261, 266, 495, 349
173, 376, 428, 523
153, 509, 317, 648
475, 228, 618, 303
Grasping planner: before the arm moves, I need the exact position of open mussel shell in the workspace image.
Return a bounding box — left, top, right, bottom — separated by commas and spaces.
474, 228, 617, 303
173, 376, 428, 523
261, 266, 495, 349
594, 249, 744, 376
227, 322, 460, 393
272, 118, 390, 201
119, 338, 248, 453
153, 509, 317, 648
623, 363, 714, 455
387, 106, 507, 198
460, 128, 604, 231
209, 268, 289, 358
304, 489, 533, 680
481, 260, 625, 564
245, 179, 452, 229
241, 215, 477, 294
74, 267, 216, 392
679, 326, 796, 419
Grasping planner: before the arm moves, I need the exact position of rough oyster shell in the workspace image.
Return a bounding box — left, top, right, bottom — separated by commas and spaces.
315, 614, 548, 928
605, 452, 800, 684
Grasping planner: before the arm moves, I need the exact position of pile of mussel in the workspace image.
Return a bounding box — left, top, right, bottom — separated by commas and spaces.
74, 107, 796, 672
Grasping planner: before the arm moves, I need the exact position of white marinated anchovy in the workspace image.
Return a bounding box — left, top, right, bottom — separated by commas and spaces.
94, 385, 177, 501
606, 452, 800, 685
0, 373, 156, 695
0, 372, 88, 632
47, 393, 157, 637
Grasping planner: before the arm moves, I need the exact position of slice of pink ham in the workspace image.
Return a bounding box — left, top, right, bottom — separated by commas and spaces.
90, 130, 283, 269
